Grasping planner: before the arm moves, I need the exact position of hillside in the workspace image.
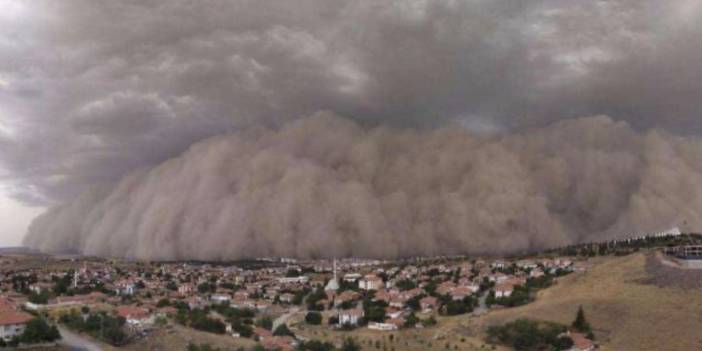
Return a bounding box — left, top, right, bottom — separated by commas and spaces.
482, 252, 702, 350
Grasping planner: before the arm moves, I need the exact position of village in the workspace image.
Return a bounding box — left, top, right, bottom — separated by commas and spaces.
0, 251, 598, 351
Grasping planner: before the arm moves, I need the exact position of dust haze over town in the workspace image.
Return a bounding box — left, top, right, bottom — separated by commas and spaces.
2, 1, 702, 260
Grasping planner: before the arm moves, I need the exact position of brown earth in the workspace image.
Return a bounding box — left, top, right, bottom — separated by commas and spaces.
482, 252, 702, 351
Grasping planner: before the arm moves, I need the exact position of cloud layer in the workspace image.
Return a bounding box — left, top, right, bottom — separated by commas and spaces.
2, 1, 702, 258
2, 0, 702, 204
23, 113, 702, 259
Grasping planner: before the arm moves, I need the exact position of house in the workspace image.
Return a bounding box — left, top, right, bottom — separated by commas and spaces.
389, 297, 405, 309
0, 310, 33, 341
466, 284, 480, 293
384, 308, 403, 319
343, 273, 362, 282
436, 282, 456, 295
115, 280, 136, 296
178, 283, 194, 295
420, 296, 438, 312
334, 290, 360, 307
261, 335, 295, 350
530, 268, 545, 278
368, 322, 398, 331
279, 293, 295, 304
187, 296, 207, 310
373, 289, 393, 303
495, 283, 514, 298
211, 294, 231, 305
28, 282, 53, 294
359, 275, 384, 291
277, 276, 309, 284
451, 286, 473, 301
116, 305, 153, 327
491, 261, 506, 269
253, 327, 273, 339
489, 273, 509, 284
338, 308, 364, 326
569, 332, 595, 351
386, 317, 406, 329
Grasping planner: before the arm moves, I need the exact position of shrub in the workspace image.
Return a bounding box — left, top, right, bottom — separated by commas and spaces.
273, 324, 295, 337
305, 311, 322, 325
19, 318, 61, 344
487, 319, 568, 351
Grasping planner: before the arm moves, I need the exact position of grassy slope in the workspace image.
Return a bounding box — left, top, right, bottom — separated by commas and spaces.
483, 252, 702, 351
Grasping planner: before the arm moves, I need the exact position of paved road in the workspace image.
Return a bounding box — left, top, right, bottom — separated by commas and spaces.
273, 307, 300, 331
473, 290, 489, 316
57, 326, 104, 351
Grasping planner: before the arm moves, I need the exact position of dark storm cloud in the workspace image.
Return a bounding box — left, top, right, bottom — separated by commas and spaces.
2, 0, 702, 258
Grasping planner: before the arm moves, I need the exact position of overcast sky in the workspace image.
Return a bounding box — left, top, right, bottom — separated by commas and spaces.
2, 0, 702, 247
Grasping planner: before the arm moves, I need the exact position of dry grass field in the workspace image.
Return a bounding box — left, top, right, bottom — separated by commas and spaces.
483, 252, 702, 351
102, 324, 257, 351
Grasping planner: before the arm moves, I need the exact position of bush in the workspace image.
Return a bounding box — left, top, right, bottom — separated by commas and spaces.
341, 337, 361, 351
28, 291, 50, 304
305, 311, 322, 325
191, 315, 226, 334
187, 342, 223, 351
273, 324, 295, 337
487, 319, 568, 351
59, 311, 126, 345
421, 315, 437, 327
297, 339, 335, 351
255, 316, 273, 330
19, 318, 61, 344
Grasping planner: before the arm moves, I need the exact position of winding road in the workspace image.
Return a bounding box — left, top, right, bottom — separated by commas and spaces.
57, 326, 104, 351
472, 290, 489, 316
273, 307, 300, 331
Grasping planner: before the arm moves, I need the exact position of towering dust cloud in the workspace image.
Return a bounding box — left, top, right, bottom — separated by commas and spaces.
23, 113, 702, 260
5, 1, 702, 259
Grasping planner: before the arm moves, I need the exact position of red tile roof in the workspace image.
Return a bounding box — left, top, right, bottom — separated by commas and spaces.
115, 305, 151, 320
571, 332, 594, 350
0, 310, 33, 326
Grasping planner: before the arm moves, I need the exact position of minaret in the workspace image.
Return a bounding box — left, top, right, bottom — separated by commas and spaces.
73, 269, 79, 289
325, 258, 339, 291
333, 258, 337, 282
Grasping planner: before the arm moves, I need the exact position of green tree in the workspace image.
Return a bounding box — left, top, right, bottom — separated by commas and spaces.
305, 311, 322, 325
571, 306, 591, 333
19, 318, 61, 343
255, 316, 273, 330
273, 324, 294, 337
297, 339, 335, 351
341, 337, 361, 351
28, 290, 50, 304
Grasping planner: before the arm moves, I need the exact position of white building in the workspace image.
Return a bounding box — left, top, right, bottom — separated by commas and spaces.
278, 276, 310, 284
338, 308, 364, 326
343, 273, 362, 282
115, 281, 136, 296
495, 283, 514, 298
368, 322, 398, 331
0, 310, 33, 341
358, 275, 384, 291
211, 294, 231, 304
